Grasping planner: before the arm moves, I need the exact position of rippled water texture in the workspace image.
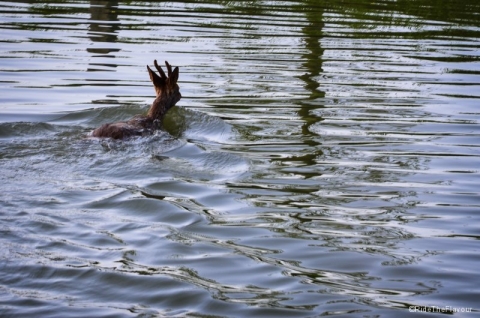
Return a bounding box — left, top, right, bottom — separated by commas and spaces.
1, 1, 480, 317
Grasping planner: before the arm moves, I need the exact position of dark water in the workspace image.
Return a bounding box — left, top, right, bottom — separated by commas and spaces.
1, 1, 479, 317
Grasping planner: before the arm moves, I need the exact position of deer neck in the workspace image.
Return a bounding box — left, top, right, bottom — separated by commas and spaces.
147, 94, 176, 120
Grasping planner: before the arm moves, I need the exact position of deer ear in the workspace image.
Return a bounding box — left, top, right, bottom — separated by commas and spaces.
147, 65, 165, 87
170, 66, 179, 85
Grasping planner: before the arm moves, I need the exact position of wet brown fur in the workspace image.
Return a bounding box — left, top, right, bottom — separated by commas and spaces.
92, 60, 181, 139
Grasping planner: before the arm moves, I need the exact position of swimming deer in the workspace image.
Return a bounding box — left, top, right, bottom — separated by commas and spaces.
92, 60, 181, 139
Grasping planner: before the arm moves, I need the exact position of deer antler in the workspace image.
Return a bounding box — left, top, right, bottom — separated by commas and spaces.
147, 60, 179, 96
164, 60, 179, 87
154, 59, 167, 80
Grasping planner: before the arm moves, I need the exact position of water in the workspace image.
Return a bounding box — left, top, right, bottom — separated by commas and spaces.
1, 1, 479, 317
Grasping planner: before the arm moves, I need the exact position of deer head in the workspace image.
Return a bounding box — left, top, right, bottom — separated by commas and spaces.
146, 60, 181, 120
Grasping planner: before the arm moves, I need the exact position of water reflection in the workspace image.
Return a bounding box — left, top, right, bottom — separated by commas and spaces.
0, 1, 479, 317
294, 1, 325, 162
88, 0, 119, 70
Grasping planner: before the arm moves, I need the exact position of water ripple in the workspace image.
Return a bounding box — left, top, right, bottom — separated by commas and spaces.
1, 0, 480, 317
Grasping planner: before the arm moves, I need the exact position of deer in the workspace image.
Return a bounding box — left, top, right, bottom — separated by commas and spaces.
92, 60, 181, 139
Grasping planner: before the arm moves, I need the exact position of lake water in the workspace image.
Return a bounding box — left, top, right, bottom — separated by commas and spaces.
1, 1, 479, 317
